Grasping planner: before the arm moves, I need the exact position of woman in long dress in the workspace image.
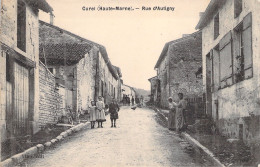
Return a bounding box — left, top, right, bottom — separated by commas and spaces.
175, 93, 187, 133
96, 96, 106, 128
168, 97, 176, 131
89, 101, 97, 129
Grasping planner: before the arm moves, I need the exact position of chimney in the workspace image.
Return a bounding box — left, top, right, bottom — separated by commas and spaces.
50, 12, 55, 25
199, 12, 204, 18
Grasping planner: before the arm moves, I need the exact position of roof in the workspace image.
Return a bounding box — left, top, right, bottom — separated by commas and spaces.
39, 21, 119, 79
148, 76, 157, 82
39, 43, 92, 66
113, 65, 122, 78
154, 31, 201, 68
26, 0, 53, 13
195, 0, 226, 30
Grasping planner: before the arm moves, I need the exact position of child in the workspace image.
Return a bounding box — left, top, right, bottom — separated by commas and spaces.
89, 101, 97, 129
96, 96, 106, 128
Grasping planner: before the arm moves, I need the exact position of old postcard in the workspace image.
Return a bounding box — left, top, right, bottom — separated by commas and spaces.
0, 0, 260, 166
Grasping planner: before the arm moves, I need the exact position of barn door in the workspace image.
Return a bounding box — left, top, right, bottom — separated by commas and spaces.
13, 62, 29, 137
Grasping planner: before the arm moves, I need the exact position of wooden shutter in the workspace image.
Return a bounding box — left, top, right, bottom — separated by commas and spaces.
219, 31, 233, 88
212, 48, 220, 91
242, 13, 253, 79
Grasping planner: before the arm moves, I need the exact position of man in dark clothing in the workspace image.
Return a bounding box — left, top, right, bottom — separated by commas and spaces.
135, 97, 140, 104
109, 98, 120, 127
127, 96, 131, 106
131, 97, 135, 106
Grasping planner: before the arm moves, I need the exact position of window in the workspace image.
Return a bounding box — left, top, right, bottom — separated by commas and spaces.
234, 0, 242, 18
233, 13, 253, 82
214, 13, 220, 39
219, 31, 233, 88
17, 0, 26, 52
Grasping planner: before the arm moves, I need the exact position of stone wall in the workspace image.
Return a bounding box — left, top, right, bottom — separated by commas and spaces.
169, 32, 203, 101
156, 56, 169, 108
39, 62, 63, 127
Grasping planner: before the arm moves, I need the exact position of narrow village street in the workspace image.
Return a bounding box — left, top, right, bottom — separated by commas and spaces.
21, 106, 209, 167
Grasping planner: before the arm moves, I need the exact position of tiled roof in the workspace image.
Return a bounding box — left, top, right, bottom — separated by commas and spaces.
39, 43, 92, 66
39, 21, 119, 79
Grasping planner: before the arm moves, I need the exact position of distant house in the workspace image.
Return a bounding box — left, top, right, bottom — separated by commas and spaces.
38, 21, 120, 126
148, 76, 159, 104
121, 84, 136, 102
196, 0, 260, 143
154, 31, 203, 109
0, 0, 53, 160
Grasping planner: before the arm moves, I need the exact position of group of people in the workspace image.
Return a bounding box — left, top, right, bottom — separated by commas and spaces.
88, 96, 120, 128
122, 95, 143, 106
168, 93, 188, 133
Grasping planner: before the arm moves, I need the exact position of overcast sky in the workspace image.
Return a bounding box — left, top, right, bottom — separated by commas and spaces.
40, 0, 210, 90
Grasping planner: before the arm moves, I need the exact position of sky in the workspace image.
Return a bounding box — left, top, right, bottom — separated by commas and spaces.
40, 0, 210, 90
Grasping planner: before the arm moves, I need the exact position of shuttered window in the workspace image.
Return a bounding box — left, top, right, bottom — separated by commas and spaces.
233, 13, 253, 82
219, 31, 233, 88
242, 13, 253, 79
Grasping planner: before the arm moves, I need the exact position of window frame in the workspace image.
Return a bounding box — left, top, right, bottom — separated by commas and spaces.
214, 13, 220, 40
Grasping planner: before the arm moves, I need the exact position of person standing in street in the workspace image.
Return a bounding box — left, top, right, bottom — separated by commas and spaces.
96, 96, 106, 128
177, 93, 188, 131
131, 96, 135, 106
89, 101, 97, 129
109, 98, 120, 127
168, 97, 176, 131
175, 93, 186, 133
127, 96, 131, 106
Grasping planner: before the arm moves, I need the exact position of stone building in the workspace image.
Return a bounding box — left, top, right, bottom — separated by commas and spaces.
39, 21, 120, 126
154, 31, 203, 108
0, 0, 53, 160
196, 0, 260, 143
148, 76, 159, 104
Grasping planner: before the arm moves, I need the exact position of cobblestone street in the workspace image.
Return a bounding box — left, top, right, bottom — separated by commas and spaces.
21, 106, 209, 167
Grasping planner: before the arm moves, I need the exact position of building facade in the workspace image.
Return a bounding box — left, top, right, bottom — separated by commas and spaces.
39, 21, 121, 126
0, 0, 52, 160
154, 31, 203, 109
148, 76, 159, 104
196, 0, 260, 143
